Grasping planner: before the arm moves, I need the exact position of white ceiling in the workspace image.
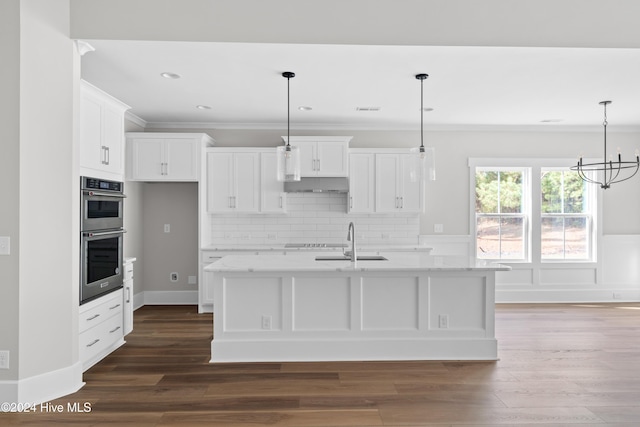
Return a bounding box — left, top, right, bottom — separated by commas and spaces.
80, 40, 640, 130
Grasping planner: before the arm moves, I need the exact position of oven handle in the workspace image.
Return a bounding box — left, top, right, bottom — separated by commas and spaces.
83, 229, 127, 237
83, 190, 127, 198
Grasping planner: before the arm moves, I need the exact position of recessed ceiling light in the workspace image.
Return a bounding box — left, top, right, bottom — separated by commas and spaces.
356, 107, 381, 111
160, 72, 181, 79
298, 106, 312, 111
196, 105, 212, 110
540, 119, 563, 123
422, 107, 434, 112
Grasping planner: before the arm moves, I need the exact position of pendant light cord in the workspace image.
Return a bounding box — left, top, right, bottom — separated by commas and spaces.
415, 73, 429, 152
282, 72, 295, 149
420, 77, 424, 149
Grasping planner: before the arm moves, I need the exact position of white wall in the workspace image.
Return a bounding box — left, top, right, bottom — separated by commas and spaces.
123, 118, 145, 299
0, 0, 21, 383
1, 0, 84, 403
150, 127, 640, 236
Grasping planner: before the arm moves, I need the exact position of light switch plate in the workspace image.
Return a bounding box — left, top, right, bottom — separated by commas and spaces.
0, 236, 10, 255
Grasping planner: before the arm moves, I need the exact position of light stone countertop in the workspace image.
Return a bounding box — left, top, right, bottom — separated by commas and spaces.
204, 253, 510, 273
201, 244, 433, 253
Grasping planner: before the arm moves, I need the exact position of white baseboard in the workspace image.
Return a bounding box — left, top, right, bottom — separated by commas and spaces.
497, 289, 640, 303
133, 292, 145, 311
0, 361, 84, 405
142, 290, 198, 305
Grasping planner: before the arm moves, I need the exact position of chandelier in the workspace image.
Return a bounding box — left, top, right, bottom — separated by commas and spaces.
571, 100, 639, 189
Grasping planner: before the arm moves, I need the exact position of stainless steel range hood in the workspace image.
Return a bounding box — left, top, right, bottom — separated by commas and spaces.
284, 177, 349, 193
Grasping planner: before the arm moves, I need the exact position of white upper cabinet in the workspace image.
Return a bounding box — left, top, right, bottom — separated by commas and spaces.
207, 151, 260, 213
80, 80, 130, 180
374, 153, 424, 213
260, 152, 287, 213
126, 133, 214, 181
285, 136, 351, 177
348, 153, 375, 213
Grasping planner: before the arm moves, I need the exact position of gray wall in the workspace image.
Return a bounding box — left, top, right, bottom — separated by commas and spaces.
141, 183, 199, 293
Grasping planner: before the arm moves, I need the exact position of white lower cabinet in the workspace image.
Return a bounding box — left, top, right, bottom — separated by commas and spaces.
79, 289, 125, 371
199, 250, 287, 313
123, 258, 136, 336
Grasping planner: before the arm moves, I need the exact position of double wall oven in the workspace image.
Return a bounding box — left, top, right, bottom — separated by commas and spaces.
80, 176, 126, 304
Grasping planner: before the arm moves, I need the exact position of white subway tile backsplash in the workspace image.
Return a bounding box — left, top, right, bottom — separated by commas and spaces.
209, 193, 419, 245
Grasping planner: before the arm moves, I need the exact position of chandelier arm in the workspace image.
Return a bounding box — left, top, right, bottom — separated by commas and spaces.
609, 162, 622, 184
572, 163, 603, 186
609, 162, 640, 184
576, 166, 603, 187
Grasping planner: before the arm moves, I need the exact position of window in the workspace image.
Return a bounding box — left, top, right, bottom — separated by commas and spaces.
475, 169, 528, 261
540, 169, 593, 261
472, 159, 598, 263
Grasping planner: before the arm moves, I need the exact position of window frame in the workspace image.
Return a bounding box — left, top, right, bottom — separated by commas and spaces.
539, 166, 597, 263
469, 158, 600, 265
474, 167, 531, 262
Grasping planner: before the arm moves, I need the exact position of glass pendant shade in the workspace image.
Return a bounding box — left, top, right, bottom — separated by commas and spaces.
276, 144, 301, 182
410, 146, 436, 182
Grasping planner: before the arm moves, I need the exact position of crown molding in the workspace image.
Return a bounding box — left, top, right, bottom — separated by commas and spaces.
141, 121, 640, 133
125, 111, 147, 129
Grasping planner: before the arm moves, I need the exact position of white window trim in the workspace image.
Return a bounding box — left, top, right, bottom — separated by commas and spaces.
469, 158, 602, 266
539, 166, 598, 263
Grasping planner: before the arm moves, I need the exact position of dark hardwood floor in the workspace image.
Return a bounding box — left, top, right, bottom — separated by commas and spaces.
4, 303, 640, 426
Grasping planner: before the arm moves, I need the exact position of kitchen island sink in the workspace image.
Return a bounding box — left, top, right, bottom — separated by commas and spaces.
315, 255, 387, 261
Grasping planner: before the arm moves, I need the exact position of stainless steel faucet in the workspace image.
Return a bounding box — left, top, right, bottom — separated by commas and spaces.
346, 222, 357, 263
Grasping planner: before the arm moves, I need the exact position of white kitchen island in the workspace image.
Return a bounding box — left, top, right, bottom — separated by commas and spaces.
204, 253, 509, 363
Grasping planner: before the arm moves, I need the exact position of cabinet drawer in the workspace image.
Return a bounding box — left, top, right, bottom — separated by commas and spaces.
79, 290, 123, 333
79, 313, 123, 363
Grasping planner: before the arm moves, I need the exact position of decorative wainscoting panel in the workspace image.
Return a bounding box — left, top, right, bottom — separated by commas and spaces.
420, 234, 640, 302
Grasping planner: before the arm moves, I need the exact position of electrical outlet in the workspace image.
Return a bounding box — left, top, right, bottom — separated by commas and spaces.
188, 275, 197, 285
164, 224, 170, 233
381, 233, 390, 240
261, 315, 272, 330
0, 351, 9, 369
170, 272, 178, 282
267, 233, 277, 240
434, 224, 444, 233
613, 292, 622, 299
438, 314, 449, 329
0, 236, 10, 255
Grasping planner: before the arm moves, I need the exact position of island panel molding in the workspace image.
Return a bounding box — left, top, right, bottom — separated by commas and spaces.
206, 253, 507, 362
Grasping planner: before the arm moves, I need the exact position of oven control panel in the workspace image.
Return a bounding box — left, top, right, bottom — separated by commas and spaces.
82, 177, 123, 193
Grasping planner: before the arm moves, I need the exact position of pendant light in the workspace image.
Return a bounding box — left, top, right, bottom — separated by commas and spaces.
570, 101, 639, 189
410, 73, 436, 182
276, 71, 301, 182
